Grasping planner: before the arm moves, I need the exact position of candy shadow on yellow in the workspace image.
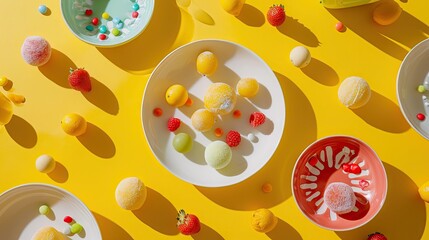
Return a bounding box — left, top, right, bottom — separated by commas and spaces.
82, 77, 119, 115
47, 162, 69, 183
327, 1, 429, 60
92, 212, 134, 240
277, 17, 320, 48
266, 218, 302, 240
97, 0, 192, 75
335, 162, 426, 239
352, 90, 410, 133
38, 49, 76, 89
195, 72, 317, 210
77, 123, 116, 158
192, 223, 225, 240
236, 4, 265, 27
301, 58, 339, 86
132, 187, 179, 235
5, 115, 37, 148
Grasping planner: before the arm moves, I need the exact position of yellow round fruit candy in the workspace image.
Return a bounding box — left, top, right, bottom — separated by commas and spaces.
251, 208, 278, 233
221, 0, 246, 16
237, 77, 259, 98
191, 109, 216, 132
418, 180, 429, 203
338, 76, 371, 109
61, 113, 87, 136
0, 76, 8, 86
115, 177, 147, 210
204, 82, 237, 115
196, 51, 218, 76
165, 84, 188, 107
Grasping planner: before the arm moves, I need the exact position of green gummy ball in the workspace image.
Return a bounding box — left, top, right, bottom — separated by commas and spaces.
71, 223, 83, 234
112, 28, 120, 36
418, 85, 426, 93
39, 205, 50, 215
172, 133, 193, 153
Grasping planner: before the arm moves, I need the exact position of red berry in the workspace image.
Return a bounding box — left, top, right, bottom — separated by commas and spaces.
349, 164, 362, 174
64, 216, 73, 223
249, 112, 266, 127
367, 232, 387, 240
342, 163, 351, 172
417, 113, 425, 121
167, 117, 181, 132
132, 11, 139, 18
177, 210, 200, 235
226, 130, 241, 147
308, 156, 318, 166
267, 4, 286, 27
85, 9, 93, 16
92, 17, 99, 25
68, 68, 92, 92
99, 34, 107, 40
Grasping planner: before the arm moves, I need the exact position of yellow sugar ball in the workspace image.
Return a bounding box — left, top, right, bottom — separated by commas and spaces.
237, 77, 259, 98
338, 76, 371, 109
204, 82, 237, 115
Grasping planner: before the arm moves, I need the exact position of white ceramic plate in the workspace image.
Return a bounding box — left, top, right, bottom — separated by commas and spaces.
141, 39, 285, 187
397, 38, 429, 140
0, 184, 102, 239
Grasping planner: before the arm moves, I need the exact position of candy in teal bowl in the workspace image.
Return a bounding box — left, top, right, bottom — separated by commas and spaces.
60, 0, 154, 47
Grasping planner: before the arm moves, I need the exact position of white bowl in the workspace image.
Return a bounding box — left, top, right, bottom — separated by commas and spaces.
397, 38, 429, 140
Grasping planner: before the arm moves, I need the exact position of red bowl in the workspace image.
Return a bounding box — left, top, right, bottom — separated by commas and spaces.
291, 136, 387, 231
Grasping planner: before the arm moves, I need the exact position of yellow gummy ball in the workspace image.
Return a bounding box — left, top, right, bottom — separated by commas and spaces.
191, 109, 215, 132
165, 84, 188, 107
418, 180, 429, 203
251, 208, 278, 233
102, 12, 110, 19
0, 76, 8, 86
237, 77, 259, 98
220, 0, 246, 16
61, 113, 87, 136
196, 51, 218, 76
115, 177, 147, 210
338, 76, 371, 109
204, 82, 237, 115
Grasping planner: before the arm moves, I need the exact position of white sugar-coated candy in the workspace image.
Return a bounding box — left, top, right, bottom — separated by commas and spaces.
35, 154, 56, 173
290, 46, 311, 68
21, 36, 52, 66
63, 226, 71, 235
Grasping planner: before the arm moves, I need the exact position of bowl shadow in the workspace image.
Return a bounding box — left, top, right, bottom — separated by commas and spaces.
195, 72, 317, 210
335, 162, 426, 239
352, 90, 410, 133
5, 115, 37, 148
326, 0, 429, 60
92, 212, 134, 240
277, 16, 320, 47
77, 122, 116, 158
132, 187, 179, 235
236, 4, 265, 27
97, 0, 185, 74
82, 77, 119, 115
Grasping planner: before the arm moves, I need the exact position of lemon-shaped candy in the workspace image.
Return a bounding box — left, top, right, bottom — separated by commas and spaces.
237, 78, 259, 98
61, 113, 87, 136
221, 0, 246, 16
165, 84, 188, 107
204, 82, 237, 115
418, 180, 429, 203
251, 208, 278, 233
196, 51, 218, 76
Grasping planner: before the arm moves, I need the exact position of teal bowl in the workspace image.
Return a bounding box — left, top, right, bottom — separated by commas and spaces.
60, 0, 154, 47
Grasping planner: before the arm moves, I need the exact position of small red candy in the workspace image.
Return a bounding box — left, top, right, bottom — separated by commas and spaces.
85, 9, 93, 16
417, 113, 425, 121
99, 34, 106, 40
233, 110, 241, 118
132, 11, 139, 18
308, 156, 318, 166
349, 164, 362, 174
64, 216, 73, 223
92, 17, 99, 25
342, 163, 351, 172
335, 22, 345, 32
153, 108, 163, 117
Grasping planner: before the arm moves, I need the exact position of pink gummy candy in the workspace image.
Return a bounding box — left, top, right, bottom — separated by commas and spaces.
324, 182, 356, 214
21, 36, 52, 66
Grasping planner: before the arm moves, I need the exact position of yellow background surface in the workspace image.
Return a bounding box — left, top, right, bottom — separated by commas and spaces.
1, 0, 428, 239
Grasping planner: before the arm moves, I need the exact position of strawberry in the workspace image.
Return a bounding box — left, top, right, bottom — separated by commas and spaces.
167, 117, 181, 131
267, 4, 286, 27
249, 112, 266, 127
367, 232, 387, 240
226, 130, 241, 147
68, 68, 92, 92
176, 209, 200, 235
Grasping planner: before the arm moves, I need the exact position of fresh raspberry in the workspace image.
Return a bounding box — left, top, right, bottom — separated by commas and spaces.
167, 117, 181, 132
249, 112, 266, 127
226, 130, 241, 147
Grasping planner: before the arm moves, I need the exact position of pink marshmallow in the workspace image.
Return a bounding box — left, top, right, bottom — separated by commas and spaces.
21, 36, 51, 66
324, 182, 356, 214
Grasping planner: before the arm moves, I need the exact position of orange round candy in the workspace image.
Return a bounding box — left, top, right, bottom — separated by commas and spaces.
153, 107, 163, 117
373, 1, 402, 26
262, 183, 272, 193
233, 110, 241, 118
214, 127, 223, 137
